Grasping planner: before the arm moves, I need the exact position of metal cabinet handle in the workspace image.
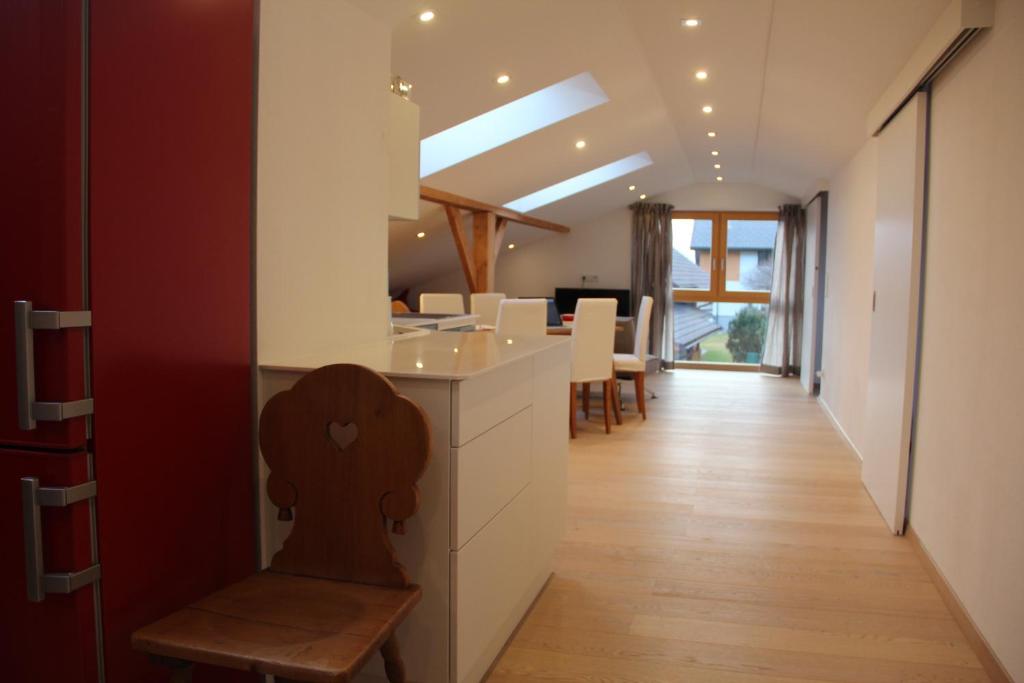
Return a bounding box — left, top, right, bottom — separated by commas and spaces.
21, 477, 101, 602
14, 300, 94, 430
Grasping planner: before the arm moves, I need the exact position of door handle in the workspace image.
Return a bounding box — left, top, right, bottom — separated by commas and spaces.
14, 300, 94, 430
21, 477, 101, 602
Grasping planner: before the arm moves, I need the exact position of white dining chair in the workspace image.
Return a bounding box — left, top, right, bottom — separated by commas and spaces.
613, 295, 654, 420
470, 292, 506, 328
419, 292, 465, 315
569, 298, 619, 438
494, 299, 547, 337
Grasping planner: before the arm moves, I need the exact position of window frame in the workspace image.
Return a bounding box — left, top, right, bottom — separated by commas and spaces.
671, 210, 778, 305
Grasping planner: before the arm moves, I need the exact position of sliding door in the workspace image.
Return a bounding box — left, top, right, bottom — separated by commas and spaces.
862, 92, 927, 534
800, 194, 828, 394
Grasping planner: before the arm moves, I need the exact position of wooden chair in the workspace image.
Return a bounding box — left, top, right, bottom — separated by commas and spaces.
132, 364, 431, 683
494, 298, 548, 337
613, 295, 654, 419
569, 298, 620, 437
469, 291, 506, 328
419, 292, 465, 314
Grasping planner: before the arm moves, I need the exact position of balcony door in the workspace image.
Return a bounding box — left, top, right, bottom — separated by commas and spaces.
671, 211, 778, 368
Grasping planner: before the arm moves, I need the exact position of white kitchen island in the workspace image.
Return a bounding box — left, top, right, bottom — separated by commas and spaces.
258, 331, 570, 683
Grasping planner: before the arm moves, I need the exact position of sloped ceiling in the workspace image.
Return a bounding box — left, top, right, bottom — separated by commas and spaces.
356, 0, 946, 291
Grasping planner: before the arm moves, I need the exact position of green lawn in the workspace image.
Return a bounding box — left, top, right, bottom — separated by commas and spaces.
699, 331, 733, 362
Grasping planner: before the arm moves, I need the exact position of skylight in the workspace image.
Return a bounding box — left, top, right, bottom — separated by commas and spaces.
503, 152, 653, 213
419, 72, 609, 178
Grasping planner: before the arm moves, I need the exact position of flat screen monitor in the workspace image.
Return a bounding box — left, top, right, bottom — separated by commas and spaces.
554, 288, 631, 317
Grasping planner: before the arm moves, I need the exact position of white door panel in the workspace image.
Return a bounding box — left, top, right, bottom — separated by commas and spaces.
862, 92, 928, 534
800, 196, 823, 394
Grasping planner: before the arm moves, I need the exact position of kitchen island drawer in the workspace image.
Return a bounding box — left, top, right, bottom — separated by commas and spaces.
450, 485, 534, 683
451, 356, 532, 446
451, 407, 531, 549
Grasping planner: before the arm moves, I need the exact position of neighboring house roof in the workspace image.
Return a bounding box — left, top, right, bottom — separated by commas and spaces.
674, 302, 720, 349
690, 220, 777, 250
671, 250, 710, 289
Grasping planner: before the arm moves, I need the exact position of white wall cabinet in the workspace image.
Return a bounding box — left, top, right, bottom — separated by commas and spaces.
388, 94, 420, 220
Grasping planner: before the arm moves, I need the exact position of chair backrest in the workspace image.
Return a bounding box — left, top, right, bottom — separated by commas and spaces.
633, 295, 654, 357
391, 299, 411, 314
494, 299, 547, 337
470, 292, 506, 327
570, 298, 617, 382
259, 364, 431, 588
419, 292, 465, 314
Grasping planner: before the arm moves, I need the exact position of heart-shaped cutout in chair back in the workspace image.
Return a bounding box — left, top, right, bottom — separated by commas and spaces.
327, 420, 359, 451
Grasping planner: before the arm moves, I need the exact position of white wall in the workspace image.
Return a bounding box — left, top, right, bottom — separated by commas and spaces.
909, 3, 1024, 679
820, 3, 1023, 678
257, 0, 390, 362
412, 183, 796, 305
818, 140, 877, 457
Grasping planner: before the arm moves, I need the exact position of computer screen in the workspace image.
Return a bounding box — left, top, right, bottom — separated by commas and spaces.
554, 288, 631, 317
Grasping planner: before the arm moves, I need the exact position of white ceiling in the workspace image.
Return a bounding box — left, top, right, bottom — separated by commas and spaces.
359, 0, 947, 291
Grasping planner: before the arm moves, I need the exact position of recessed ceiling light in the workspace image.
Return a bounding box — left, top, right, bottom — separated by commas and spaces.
695, 70, 708, 80
496, 73, 510, 85
575, 139, 587, 149
716, 176, 724, 182
714, 163, 721, 169
707, 131, 717, 138
628, 185, 636, 191
683, 18, 701, 27
507, 243, 516, 250
711, 150, 719, 156
416, 231, 426, 238
639, 193, 647, 200
416, 361, 424, 368
418, 10, 435, 22
702, 105, 713, 114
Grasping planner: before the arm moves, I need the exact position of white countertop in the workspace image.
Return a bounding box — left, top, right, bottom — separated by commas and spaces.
393, 312, 479, 329
260, 330, 569, 380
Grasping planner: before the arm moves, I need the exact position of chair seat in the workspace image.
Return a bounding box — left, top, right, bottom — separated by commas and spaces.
612, 352, 645, 372
571, 371, 612, 383
132, 570, 421, 683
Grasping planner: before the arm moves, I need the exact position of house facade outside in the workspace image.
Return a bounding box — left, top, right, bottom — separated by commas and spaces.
690, 220, 776, 291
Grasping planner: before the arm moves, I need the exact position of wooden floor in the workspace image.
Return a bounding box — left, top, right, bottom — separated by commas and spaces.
487, 370, 987, 683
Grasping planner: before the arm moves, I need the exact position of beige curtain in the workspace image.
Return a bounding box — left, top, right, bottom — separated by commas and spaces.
761, 204, 806, 376
630, 202, 674, 365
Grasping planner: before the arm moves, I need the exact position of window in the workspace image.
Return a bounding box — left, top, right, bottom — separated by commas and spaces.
504, 152, 652, 213
420, 72, 609, 177
671, 211, 778, 366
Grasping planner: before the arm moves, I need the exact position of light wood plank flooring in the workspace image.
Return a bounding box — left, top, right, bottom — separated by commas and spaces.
487, 370, 987, 683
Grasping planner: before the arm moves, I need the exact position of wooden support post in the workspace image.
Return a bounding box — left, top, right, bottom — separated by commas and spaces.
472, 211, 496, 293
422, 188, 569, 295
494, 217, 508, 258
444, 205, 476, 293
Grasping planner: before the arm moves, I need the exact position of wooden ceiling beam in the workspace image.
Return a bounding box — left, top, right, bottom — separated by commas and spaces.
421, 185, 570, 234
